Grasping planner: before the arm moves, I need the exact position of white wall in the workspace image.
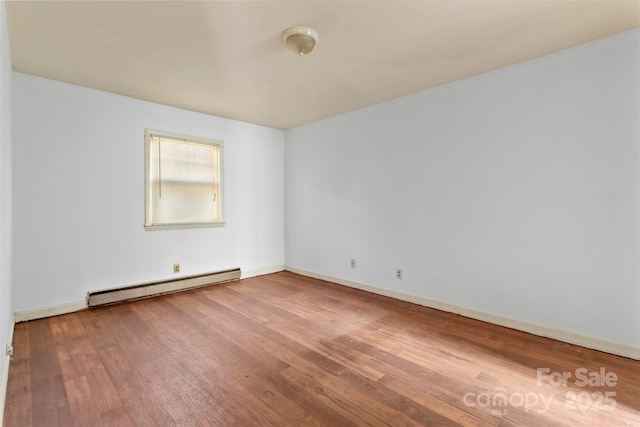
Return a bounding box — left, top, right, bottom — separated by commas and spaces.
285, 29, 640, 346
13, 73, 284, 312
0, 0, 13, 353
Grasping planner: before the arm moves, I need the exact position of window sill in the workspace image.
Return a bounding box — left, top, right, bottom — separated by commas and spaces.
144, 221, 226, 231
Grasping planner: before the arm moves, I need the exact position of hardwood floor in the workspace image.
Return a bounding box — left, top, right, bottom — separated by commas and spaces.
4, 271, 640, 426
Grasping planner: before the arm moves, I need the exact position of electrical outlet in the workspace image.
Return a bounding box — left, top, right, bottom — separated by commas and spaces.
350, 259, 356, 269
173, 263, 180, 273
6, 344, 13, 357
396, 268, 403, 279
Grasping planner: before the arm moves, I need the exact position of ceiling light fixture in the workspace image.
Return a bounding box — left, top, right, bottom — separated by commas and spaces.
282, 26, 319, 56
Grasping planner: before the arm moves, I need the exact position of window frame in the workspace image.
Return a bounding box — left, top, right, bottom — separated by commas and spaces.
144, 128, 225, 231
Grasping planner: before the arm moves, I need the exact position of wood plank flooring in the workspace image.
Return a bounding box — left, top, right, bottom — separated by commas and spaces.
4, 271, 640, 426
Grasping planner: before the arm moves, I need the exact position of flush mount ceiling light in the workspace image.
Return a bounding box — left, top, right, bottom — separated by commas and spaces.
282, 26, 319, 56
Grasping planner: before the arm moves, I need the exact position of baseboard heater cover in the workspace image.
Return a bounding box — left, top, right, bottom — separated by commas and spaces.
86, 268, 241, 308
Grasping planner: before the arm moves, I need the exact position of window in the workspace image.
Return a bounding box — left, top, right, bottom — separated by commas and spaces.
145, 129, 224, 230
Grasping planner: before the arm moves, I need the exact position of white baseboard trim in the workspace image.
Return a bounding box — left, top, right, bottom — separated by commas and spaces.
14, 300, 86, 323
241, 265, 285, 279
285, 266, 640, 361
13, 266, 285, 322
0, 315, 15, 427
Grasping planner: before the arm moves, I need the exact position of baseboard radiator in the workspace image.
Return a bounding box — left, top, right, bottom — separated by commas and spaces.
86, 268, 241, 308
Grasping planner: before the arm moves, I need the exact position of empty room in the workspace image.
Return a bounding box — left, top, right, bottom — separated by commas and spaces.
0, 0, 638, 426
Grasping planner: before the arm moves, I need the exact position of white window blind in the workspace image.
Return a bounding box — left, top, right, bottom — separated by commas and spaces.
145, 129, 224, 230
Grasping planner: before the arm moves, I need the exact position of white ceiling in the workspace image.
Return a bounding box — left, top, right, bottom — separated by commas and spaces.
6, 0, 640, 130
